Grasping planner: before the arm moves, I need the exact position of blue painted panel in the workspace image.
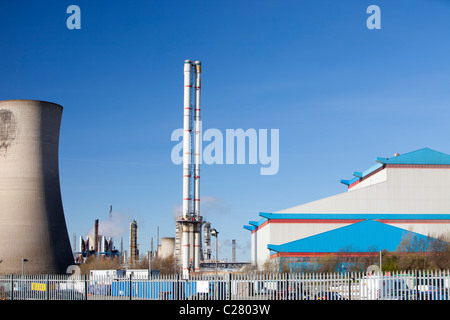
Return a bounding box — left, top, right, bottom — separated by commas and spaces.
376, 148, 450, 165
259, 212, 450, 221
268, 220, 432, 253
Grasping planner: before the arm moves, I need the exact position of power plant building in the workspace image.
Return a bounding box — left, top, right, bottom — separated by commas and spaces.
245, 148, 450, 269
0, 100, 73, 274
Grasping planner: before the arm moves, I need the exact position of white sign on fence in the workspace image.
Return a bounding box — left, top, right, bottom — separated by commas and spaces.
197, 281, 209, 293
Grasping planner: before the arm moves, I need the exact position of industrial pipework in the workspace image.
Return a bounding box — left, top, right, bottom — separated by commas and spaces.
179, 60, 203, 278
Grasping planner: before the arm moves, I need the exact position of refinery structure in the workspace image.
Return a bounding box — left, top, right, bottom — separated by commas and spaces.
0, 61, 229, 276
75, 217, 122, 264
175, 60, 207, 278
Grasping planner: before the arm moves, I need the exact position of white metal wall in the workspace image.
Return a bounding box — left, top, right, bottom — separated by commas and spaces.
277, 168, 450, 214
252, 167, 450, 268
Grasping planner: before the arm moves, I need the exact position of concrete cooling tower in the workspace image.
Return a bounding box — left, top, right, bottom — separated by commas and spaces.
0, 100, 73, 274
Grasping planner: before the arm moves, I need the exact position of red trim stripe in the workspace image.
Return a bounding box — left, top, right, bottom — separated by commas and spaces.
270, 219, 364, 224
252, 218, 450, 234
271, 252, 380, 259
348, 165, 385, 190
386, 164, 450, 169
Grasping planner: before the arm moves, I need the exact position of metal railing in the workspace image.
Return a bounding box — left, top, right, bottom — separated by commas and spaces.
1, 270, 449, 301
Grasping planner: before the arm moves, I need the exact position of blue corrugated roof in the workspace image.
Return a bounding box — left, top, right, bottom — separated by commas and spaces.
376, 148, 450, 165
340, 162, 383, 186
243, 225, 256, 232
249, 218, 267, 227
259, 212, 450, 220
341, 148, 450, 186
243, 217, 268, 231
267, 219, 429, 253
244, 213, 450, 232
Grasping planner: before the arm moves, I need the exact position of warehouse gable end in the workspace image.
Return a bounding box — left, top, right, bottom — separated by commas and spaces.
245, 148, 450, 268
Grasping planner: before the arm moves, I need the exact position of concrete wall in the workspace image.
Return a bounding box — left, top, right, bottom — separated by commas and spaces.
0, 100, 73, 274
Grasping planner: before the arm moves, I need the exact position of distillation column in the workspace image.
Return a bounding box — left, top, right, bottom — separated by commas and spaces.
181, 60, 193, 278
193, 61, 202, 273
179, 60, 205, 278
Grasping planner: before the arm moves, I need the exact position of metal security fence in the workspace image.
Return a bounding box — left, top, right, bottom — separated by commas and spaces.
1, 270, 449, 301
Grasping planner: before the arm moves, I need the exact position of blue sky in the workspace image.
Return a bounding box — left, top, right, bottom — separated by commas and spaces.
1, 1, 449, 262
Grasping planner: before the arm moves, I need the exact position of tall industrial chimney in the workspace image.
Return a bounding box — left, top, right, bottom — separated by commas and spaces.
178, 60, 204, 278
0, 100, 73, 274
193, 61, 202, 273
182, 60, 193, 220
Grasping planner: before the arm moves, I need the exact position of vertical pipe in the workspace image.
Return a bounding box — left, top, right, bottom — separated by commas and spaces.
182, 224, 190, 279
203, 222, 211, 261
182, 60, 192, 278
194, 223, 200, 272
193, 61, 201, 218
193, 61, 202, 273
182, 60, 193, 219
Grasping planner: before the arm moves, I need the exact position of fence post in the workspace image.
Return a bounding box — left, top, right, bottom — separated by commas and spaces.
227, 273, 232, 300
348, 274, 352, 301
174, 274, 179, 300
10, 274, 13, 301
46, 274, 49, 300
285, 272, 289, 300
129, 273, 133, 301
84, 274, 88, 300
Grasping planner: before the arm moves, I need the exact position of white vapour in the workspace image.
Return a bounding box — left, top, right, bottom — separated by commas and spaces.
171, 196, 230, 219
88, 211, 130, 238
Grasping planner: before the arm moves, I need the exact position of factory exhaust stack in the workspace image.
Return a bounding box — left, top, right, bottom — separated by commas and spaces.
178, 60, 203, 278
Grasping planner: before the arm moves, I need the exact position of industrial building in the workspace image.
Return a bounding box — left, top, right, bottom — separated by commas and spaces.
75, 219, 121, 263
0, 100, 73, 274
244, 148, 450, 270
